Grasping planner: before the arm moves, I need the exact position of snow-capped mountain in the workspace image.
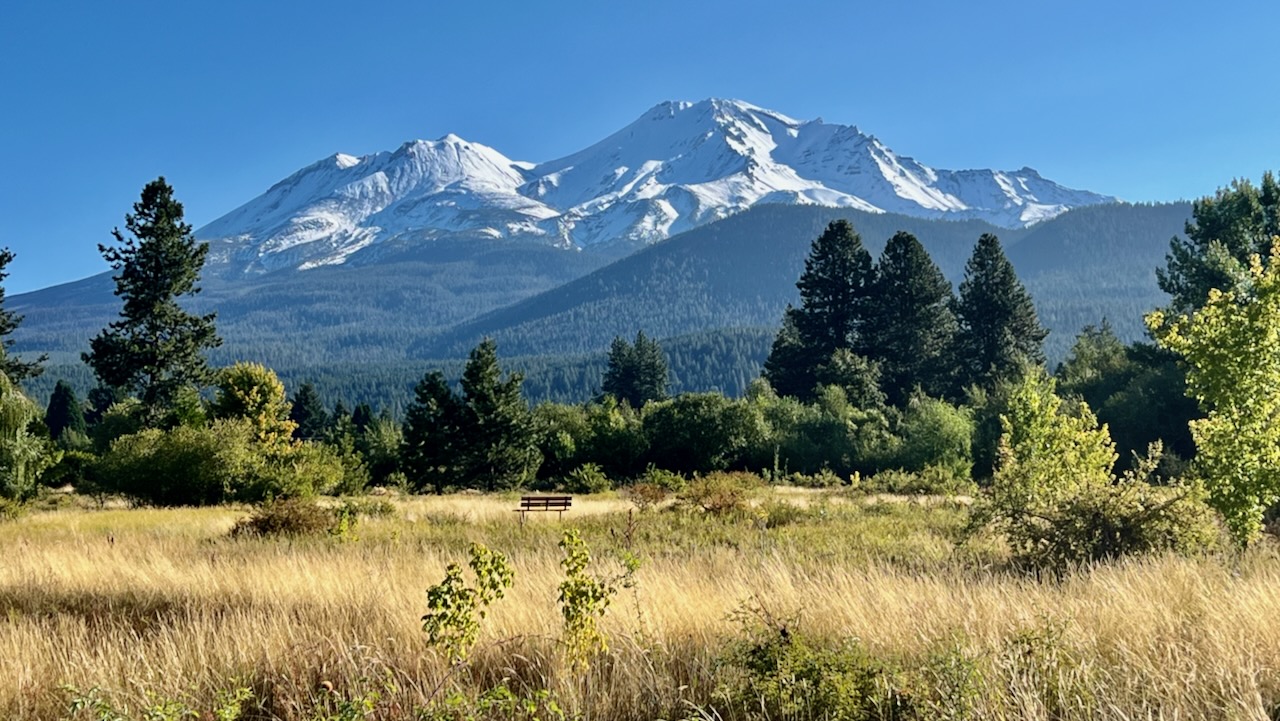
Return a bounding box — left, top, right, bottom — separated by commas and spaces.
198, 99, 1115, 273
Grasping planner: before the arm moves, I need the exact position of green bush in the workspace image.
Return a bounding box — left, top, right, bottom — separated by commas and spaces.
679, 471, 763, 515
560, 463, 613, 494
230, 497, 337, 538
1001, 472, 1223, 573
634, 463, 685, 491
896, 397, 974, 480
715, 613, 905, 720
624, 482, 669, 510
862, 466, 976, 496
96, 420, 347, 506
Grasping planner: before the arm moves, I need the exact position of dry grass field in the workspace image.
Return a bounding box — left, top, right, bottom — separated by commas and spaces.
4, 490, 1280, 720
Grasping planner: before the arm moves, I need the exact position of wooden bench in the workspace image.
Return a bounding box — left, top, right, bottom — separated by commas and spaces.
515, 495, 572, 523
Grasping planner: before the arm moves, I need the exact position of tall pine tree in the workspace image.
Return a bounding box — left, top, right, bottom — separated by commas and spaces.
0, 249, 45, 382
401, 371, 466, 494
952, 233, 1047, 392
459, 339, 541, 491
863, 231, 957, 405
763, 220, 876, 400
83, 178, 221, 422
288, 382, 329, 440
44, 380, 86, 442
601, 330, 669, 408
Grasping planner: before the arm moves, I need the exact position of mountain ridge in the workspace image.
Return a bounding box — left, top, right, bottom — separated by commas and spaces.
196, 98, 1116, 275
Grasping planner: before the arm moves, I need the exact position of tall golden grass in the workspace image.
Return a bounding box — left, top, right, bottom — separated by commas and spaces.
4, 492, 1280, 719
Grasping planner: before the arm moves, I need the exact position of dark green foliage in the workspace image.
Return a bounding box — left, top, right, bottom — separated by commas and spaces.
351, 403, 375, 433
764, 220, 875, 400
953, 234, 1047, 392
761, 308, 811, 398
814, 348, 886, 410
82, 178, 221, 422
864, 232, 958, 405
0, 248, 45, 381
288, 382, 329, 440
401, 371, 466, 494
402, 340, 540, 492
1055, 327, 1197, 473
44, 379, 86, 442
600, 331, 669, 408
1158, 172, 1280, 312
641, 393, 766, 475
458, 339, 541, 491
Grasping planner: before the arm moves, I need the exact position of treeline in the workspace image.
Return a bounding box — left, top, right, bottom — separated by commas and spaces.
12, 174, 1280, 559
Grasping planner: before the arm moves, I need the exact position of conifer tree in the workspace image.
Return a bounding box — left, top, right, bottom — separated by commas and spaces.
953, 233, 1047, 392
763, 220, 875, 400
459, 339, 540, 491
44, 380, 86, 442
601, 330, 669, 408
401, 371, 466, 494
0, 249, 45, 382
863, 231, 957, 405
288, 383, 329, 440
82, 178, 221, 422
1158, 172, 1280, 313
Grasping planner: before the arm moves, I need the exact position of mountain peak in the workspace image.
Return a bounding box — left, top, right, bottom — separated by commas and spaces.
197, 99, 1116, 274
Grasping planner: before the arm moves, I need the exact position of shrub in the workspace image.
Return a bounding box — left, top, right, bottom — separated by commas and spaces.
896, 396, 975, 480
757, 498, 809, 528
560, 463, 612, 494
636, 463, 686, 491
999, 458, 1223, 572
96, 420, 348, 506
787, 467, 844, 488
642, 393, 767, 475
978, 365, 1221, 572
714, 607, 905, 720
624, 482, 668, 511
862, 466, 976, 496
679, 471, 763, 515
230, 497, 336, 538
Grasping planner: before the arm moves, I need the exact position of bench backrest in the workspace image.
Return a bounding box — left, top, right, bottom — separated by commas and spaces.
519, 495, 572, 510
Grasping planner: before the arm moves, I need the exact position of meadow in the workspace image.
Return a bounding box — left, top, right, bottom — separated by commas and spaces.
4, 489, 1280, 721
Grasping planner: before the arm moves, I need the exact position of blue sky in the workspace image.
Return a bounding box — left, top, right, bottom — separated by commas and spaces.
2, 0, 1277, 293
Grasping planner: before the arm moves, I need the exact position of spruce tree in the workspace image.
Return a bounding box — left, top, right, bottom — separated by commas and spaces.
82, 178, 221, 422
863, 232, 958, 405
601, 330, 669, 408
288, 382, 329, 440
401, 371, 466, 494
44, 380, 86, 442
459, 339, 540, 491
0, 249, 45, 382
953, 233, 1047, 392
763, 220, 875, 400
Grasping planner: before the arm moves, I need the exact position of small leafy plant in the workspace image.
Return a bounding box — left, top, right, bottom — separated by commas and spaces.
422, 543, 515, 664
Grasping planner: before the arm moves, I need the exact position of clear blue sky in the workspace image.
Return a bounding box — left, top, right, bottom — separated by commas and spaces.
2, 0, 1277, 293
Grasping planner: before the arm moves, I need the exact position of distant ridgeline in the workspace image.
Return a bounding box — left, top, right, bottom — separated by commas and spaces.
14, 202, 1190, 410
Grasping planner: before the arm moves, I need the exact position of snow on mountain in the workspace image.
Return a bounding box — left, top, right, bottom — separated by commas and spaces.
198, 98, 1115, 273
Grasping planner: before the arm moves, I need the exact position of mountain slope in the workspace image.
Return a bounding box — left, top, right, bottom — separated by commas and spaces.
425, 202, 1191, 363
197, 99, 1115, 274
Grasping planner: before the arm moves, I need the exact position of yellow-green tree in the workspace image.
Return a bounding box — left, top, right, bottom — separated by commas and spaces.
1148, 241, 1280, 544
210, 362, 298, 447
0, 371, 59, 500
